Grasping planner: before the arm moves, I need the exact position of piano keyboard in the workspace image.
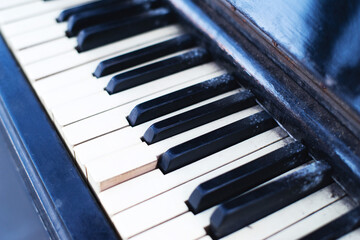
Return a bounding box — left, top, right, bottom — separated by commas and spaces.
1, 0, 359, 239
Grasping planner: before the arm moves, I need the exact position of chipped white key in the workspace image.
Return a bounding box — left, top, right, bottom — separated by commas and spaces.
130, 212, 206, 240
221, 183, 346, 240
73, 126, 142, 174
99, 127, 287, 216
266, 197, 355, 240
84, 104, 261, 193
24, 25, 183, 81
87, 142, 158, 193
111, 139, 290, 239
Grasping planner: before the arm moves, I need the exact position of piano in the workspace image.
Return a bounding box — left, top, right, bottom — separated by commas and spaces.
0, 0, 359, 239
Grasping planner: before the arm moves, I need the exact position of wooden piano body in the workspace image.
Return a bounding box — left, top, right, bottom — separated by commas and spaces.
0, 0, 359, 239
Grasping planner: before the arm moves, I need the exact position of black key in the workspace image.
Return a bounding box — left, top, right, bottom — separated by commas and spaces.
187, 141, 308, 214
93, 34, 196, 78
143, 90, 256, 144
57, 0, 118, 22
105, 47, 211, 94
127, 74, 239, 126
66, 0, 160, 37
300, 206, 360, 240
76, 7, 175, 52
209, 161, 332, 239
158, 111, 277, 174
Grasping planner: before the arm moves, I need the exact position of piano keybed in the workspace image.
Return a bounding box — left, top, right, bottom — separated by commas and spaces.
1, 0, 359, 239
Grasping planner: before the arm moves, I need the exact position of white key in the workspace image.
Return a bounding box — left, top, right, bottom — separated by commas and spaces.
221, 183, 346, 240
64, 70, 224, 148
198, 237, 212, 240
340, 228, 360, 240
24, 25, 183, 81
99, 127, 287, 216
8, 23, 67, 50
87, 142, 158, 193
85, 102, 258, 192
74, 127, 142, 174
0, 0, 37, 11
52, 63, 219, 126
130, 212, 206, 240
111, 139, 290, 239
1, 10, 61, 37
266, 197, 355, 240
16, 37, 77, 65
0, 0, 90, 24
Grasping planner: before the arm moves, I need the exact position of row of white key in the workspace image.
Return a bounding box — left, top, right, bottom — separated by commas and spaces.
1, 1, 358, 239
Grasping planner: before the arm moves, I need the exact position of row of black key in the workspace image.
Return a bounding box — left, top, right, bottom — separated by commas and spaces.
56, 1, 355, 239
58, 0, 174, 52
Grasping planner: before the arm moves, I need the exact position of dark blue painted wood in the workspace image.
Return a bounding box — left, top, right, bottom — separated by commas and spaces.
167, 0, 360, 204
225, 0, 360, 136
0, 35, 118, 239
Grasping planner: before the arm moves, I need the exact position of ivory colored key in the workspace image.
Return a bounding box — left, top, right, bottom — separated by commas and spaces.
220, 183, 346, 240
0, 0, 90, 24
300, 206, 360, 240
98, 127, 287, 216
86, 105, 259, 193
130, 212, 206, 240
74, 127, 142, 175
23, 24, 183, 81
0, 10, 62, 38
111, 139, 290, 239
340, 228, 360, 240
87, 142, 157, 193
8, 23, 67, 50
16, 37, 78, 65
51, 63, 218, 127
266, 197, 355, 240
0, 0, 37, 11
